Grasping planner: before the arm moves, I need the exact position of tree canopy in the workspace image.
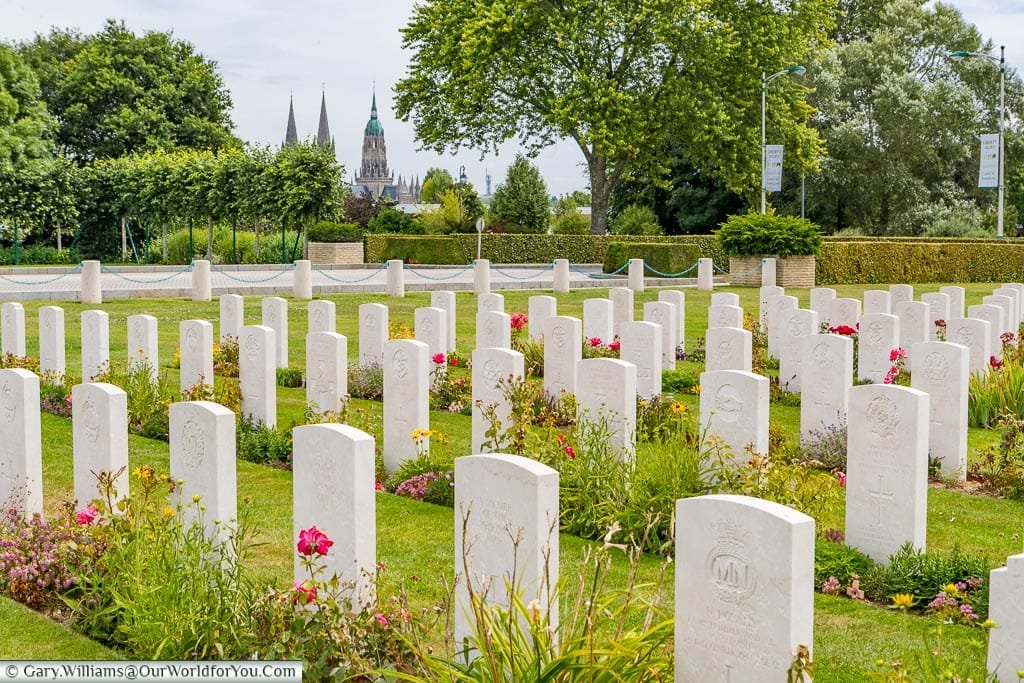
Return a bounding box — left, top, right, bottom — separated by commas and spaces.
18, 20, 235, 162
489, 154, 549, 233
396, 0, 835, 233
0, 44, 53, 169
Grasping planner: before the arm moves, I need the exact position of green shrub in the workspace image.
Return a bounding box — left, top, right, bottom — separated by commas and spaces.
307, 221, 362, 243
236, 416, 293, 465
164, 227, 303, 264
860, 544, 990, 618
366, 207, 423, 233
603, 242, 701, 275
814, 539, 874, 588
276, 367, 304, 388
817, 239, 1024, 284
551, 197, 591, 235
717, 212, 823, 257
611, 205, 662, 236
0, 245, 76, 265
367, 235, 471, 264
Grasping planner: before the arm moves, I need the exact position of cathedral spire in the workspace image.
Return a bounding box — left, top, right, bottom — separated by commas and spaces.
316, 91, 332, 148
284, 95, 298, 146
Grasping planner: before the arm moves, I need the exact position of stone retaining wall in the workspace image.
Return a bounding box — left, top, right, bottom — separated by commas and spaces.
308, 242, 364, 265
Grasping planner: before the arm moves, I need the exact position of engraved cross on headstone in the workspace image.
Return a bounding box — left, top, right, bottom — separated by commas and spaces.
868, 474, 894, 525
815, 389, 830, 409
929, 405, 943, 428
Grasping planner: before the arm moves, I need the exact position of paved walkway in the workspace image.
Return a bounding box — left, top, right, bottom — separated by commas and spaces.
0, 263, 709, 301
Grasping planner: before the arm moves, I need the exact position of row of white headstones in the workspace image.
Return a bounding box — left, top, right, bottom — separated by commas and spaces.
0, 281, 1022, 676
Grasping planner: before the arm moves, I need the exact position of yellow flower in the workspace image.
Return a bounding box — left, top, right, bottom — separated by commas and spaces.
891, 593, 913, 609
162, 506, 175, 518
410, 428, 425, 440
670, 401, 687, 414
192, 494, 202, 503
942, 583, 959, 595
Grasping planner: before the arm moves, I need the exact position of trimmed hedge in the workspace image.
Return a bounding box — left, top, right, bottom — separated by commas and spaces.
603, 242, 702, 275
816, 241, 1024, 285
365, 233, 724, 265
368, 235, 472, 264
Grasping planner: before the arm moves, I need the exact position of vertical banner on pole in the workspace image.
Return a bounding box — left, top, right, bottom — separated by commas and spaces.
979, 133, 999, 188
764, 145, 784, 192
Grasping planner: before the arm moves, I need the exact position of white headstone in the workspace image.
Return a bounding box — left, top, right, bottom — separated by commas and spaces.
72, 382, 128, 507
431, 290, 457, 352
609, 287, 634, 338
261, 297, 289, 368
127, 314, 158, 379
779, 308, 819, 392
675, 494, 814, 682
858, 313, 900, 384
894, 301, 929, 362
643, 301, 677, 370
707, 304, 744, 330
473, 258, 490, 296
911, 341, 968, 480
968, 304, 1005, 362
306, 331, 347, 414
359, 303, 388, 367
766, 295, 798, 359
576, 358, 637, 459
239, 325, 277, 428
415, 306, 448, 357
799, 334, 853, 446
1003, 283, 1024, 326
1, 302, 25, 357
920, 292, 951, 340
889, 284, 913, 307
705, 327, 753, 373
984, 295, 1015, 339
308, 300, 336, 334
0, 369, 42, 515
542, 316, 582, 398
528, 296, 556, 342
180, 320, 214, 393
697, 258, 713, 291
658, 290, 686, 351
478, 292, 504, 313
993, 287, 1020, 332
760, 285, 785, 331
454, 453, 559, 651
824, 297, 862, 332
863, 290, 892, 315
169, 400, 237, 545
947, 317, 992, 375
292, 423, 375, 607
940, 286, 965, 319
471, 347, 525, 454
761, 257, 777, 287
845, 384, 928, 563
476, 310, 511, 350
219, 294, 244, 342
387, 259, 405, 297
80, 310, 110, 382
582, 298, 614, 346
987, 553, 1024, 678
383, 339, 430, 473
38, 306, 66, 379
809, 287, 836, 317
699, 370, 769, 461
619, 321, 662, 399
710, 292, 740, 307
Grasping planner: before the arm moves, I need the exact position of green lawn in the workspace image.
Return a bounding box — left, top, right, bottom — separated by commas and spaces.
2, 283, 1021, 678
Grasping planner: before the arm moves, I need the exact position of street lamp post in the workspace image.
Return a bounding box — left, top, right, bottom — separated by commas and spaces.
950, 46, 1007, 239
761, 65, 806, 214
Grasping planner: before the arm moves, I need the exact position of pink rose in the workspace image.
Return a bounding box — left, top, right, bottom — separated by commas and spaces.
75, 504, 99, 526
297, 525, 334, 556
292, 580, 317, 604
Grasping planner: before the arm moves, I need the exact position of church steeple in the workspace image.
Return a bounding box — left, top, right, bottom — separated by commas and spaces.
355, 87, 392, 198
284, 96, 298, 146
316, 92, 332, 149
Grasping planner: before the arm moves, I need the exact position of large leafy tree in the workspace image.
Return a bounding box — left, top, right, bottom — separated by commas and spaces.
395, 0, 835, 233
0, 44, 53, 168
19, 20, 235, 162
804, 0, 1024, 233
489, 154, 549, 233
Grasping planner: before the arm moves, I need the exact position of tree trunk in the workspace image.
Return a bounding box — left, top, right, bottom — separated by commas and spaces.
56, 218, 63, 252
588, 155, 611, 235
120, 215, 128, 261
162, 223, 168, 261
254, 218, 261, 260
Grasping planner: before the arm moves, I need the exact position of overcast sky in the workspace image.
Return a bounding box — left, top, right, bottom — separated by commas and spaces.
3, 0, 1021, 196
